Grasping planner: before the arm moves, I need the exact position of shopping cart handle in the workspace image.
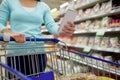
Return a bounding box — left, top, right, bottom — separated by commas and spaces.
25, 37, 60, 43
0, 36, 60, 43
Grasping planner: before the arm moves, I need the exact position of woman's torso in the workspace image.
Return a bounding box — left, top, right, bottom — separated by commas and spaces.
8, 0, 47, 37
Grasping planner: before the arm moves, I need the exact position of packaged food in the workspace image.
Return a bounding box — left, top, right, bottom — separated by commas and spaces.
89, 22, 95, 29
88, 37, 94, 47
110, 20, 114, 28
94, 20, 101, 29
79, 22, 86, 30
106, 0, 112, 11
101, 17, 111, 28
77, 37, 84, 45
100, 3, 107, 12
75, 24, 79, 30
93, 3, 100, 13
90, 8, 95, 15
71, 37, 78, 45
119, 20, 120, 27
85, 8, 92, 16
109, 37, 119, 48
94, 37, 102, 47
100, 37, 109, 48
116, 19, 120, 27
83, 37, 88, 46
78, 9, 84, 18
85, 20, 92, 30
75, 15, 80, 21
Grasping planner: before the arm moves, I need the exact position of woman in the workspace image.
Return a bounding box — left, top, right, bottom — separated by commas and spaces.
0, 0, 75, 77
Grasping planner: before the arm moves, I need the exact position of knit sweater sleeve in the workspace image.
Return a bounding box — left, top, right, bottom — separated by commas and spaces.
0, 0, 10, 32
43, 3, 59, 35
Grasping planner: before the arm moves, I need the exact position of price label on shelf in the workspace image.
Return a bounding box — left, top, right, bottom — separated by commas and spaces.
83, 46, 92, 53
96, 29, 105, 36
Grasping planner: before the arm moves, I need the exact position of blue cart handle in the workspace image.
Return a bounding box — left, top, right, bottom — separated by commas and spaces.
0, 36, 59, 43
0, 62, 31, 80
69, 50, 120, 67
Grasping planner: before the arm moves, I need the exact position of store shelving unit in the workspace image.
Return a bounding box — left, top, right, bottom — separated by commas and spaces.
59, 43, 120, 53
56, 52, 120, 76
75, 8, 120, 24
74, 28, 120, 34
75, 0, 108, 10
41, 0, 120, 79
51, 0, 120, 79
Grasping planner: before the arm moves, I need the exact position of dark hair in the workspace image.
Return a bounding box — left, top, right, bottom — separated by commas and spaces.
37, 0, 41, 1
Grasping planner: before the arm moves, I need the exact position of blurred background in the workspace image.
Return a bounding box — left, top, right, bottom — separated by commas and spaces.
0, 0, 72, 9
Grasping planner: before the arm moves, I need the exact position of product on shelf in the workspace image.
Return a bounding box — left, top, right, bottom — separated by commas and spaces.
109, 37, 120, 48
83, 37, 88, 45
77, 37, 83, 45
94, 37, 102, 47
88, 37, 94, 47
89, 21, 95, 29
110, 19, 120, 28
93, 3, 100, 14
101, 17, 111, 28
78, 9, 84, 18
77, 37, 88, 46
100, 37, 109, 48
79, 22, 86, 30
85, 8, 93, 16
105, 0, 112, 11
100, 2, 107, 12
94, 20, 101, 29
71, 37, 78, 45
75, 21, 90, 31
85, 20, 92, 30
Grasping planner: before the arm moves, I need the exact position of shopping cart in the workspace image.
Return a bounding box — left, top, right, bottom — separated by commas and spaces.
0, 35, 120, 80
0, 36, 61, 80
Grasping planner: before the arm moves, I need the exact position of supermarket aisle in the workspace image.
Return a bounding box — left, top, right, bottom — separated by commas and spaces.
0, 0, 120, 80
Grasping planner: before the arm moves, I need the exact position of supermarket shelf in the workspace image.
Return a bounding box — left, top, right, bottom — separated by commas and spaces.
75, 8, 120, 23
59, 43, 120, 53
75, 0, 107, 10
74, 28, 120, 34
58, 0, 107, 17
56, 53, 120, 76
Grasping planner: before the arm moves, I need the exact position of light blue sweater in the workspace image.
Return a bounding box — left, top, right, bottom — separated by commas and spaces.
0, 0, 59, 37
0, 0, 60, 54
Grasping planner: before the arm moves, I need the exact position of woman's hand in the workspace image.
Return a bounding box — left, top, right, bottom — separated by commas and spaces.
2, 28, 26, 43
59, 21, 75, 36
11, 33, 26, 43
